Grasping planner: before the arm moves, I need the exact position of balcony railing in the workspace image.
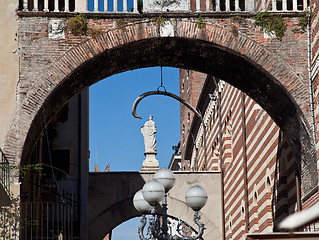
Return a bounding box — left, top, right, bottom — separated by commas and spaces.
21, 201, 77, 240
0, 148, 10, 193
20, 0, 308, 13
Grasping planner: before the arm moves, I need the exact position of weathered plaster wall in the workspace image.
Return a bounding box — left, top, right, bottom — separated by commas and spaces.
0, 0, 18, 147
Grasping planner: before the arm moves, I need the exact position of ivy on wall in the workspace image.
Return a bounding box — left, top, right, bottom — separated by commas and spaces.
196, 15, 205, 29
293, 10, 311, 32
254, 11, 287, 40
68, 14, 88, 35
67, 15, 101, 37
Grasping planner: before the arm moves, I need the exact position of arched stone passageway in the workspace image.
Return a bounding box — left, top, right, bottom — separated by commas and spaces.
4, 19, 317, 194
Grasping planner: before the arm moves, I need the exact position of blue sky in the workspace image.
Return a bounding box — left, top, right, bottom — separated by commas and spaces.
89, 67, 181, 239
88, 0, 134, 11
89, 67, 180, 172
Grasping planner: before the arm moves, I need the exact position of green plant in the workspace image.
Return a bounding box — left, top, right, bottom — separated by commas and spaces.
116, 19, 126, 29
87, 28, 101, 37
0, 163, 43, 180
254, 11, 287, 40
67, 15, 102, 37
67, 14, 88, 35
0, 198, 20, 240
0, 161, 60, 239
298, 15, 308, 31
293, 11, 311, 32
0, 162, 46, 239
230, 15, 246, 24
152, 15, 166, 29
196, 15, 205, 29
0, 195, 47, 239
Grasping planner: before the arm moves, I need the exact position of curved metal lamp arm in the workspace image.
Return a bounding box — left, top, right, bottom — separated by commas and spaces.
147, 212, 205, 240
132, 91, 201, 120
139, 209, 205, 240
174, 212, 205, 240
138, 213, 159, 240
148, 208, 164, 240
138, 215, 149, 240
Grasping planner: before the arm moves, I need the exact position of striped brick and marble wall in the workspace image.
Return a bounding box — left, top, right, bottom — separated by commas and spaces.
301, 0, 319, 211
180, 71, 298, 239
311, 0, 319, 167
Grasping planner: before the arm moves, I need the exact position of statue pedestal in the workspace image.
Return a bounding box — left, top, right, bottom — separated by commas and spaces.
141, 152, 159, 171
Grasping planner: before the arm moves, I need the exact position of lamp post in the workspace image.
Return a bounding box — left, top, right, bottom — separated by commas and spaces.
133, 168, 208, 240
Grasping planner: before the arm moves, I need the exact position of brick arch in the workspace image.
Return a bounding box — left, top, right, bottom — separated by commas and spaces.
4, 19, 316, 193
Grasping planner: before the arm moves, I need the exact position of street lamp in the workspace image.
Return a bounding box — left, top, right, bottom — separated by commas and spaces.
133, 168, 208, 240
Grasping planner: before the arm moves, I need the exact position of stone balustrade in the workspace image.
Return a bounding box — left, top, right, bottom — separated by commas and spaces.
260, 0, 308, 11
20, 0, 309, 14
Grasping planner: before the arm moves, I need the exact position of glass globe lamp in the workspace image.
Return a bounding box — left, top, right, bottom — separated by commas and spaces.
185, 185, 208, 211
133, 190, 152, 213
142, 179, 165, 206
154, 168, 175, 193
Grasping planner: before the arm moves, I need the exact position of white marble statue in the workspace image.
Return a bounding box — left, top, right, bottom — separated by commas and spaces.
141, 115, 157, 153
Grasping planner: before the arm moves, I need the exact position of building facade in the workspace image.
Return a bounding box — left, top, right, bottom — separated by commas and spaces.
12, 91, 89, 240
180, 71, 300, 239
0, 0, 319, 239
177, 2, 319, 239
